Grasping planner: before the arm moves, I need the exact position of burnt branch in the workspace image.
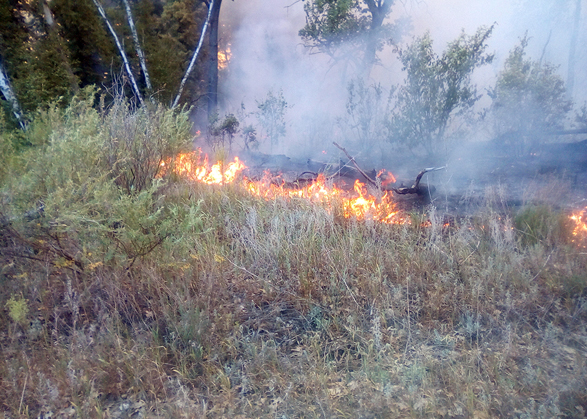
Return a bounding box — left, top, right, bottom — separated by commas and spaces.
389, 167, 446, 195
332, 141, 445, 195
332, 142, 378, 187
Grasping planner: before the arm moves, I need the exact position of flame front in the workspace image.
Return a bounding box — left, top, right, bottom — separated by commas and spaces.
161, 151, 246, 185
163, 152, 406, 224
570, 206, 587, 246
245, 173, 406, 224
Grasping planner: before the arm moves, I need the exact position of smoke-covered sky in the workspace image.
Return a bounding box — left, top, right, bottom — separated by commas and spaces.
219, 0, 586, 155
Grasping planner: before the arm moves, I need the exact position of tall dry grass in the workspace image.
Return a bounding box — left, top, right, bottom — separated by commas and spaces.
1, 92, 586, 417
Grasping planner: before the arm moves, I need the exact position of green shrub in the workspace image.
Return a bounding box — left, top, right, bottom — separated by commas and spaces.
514, 205, 572, 247
5, 295, 28, 327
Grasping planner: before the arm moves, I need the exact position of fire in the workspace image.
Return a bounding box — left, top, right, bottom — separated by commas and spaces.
160, 150, 246, 185
162, 151, 407, 224
218, 46, 231, 70
570, 206, 587, 246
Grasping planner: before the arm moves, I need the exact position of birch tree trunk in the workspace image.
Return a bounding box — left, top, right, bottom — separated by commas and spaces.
0, 56, 26, 130
122, 0, 152, 93
91, 0, 144, 106
171, 0, 215, 109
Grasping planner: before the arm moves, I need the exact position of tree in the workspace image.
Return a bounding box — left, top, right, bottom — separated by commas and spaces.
204, 0, 222, 116
299, 0, 408, 78
0, 0, 80, 112
256, 89, 288, 149
0, 56, 25, 129
489, 35, 572, 154
173, 0, 215, 109
52, 0, 116, 88
567, 0, 582, 100
123, 0, 152, 93
92, 0, 144, 105
388, 26, 494, 155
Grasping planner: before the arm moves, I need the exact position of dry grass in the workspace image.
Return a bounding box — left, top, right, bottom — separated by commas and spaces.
1, 95, 587, 418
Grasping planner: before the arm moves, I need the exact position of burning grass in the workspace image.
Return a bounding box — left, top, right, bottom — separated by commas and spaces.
1, 97, 587, 417
162, 150, 408, 225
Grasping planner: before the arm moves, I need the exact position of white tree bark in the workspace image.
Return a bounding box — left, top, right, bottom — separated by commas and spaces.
122, 0, 152, 93
0, 57, 26, 130
172, 0, 215, 109
92, 0, 144, 106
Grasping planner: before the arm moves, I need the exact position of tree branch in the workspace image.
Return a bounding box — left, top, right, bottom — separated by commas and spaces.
332, 141, 378, 187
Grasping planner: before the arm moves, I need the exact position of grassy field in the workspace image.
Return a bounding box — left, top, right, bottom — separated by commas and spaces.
1, 92, 587, 418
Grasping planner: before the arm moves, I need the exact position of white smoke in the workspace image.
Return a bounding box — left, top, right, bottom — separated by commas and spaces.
218, 0, 586, 156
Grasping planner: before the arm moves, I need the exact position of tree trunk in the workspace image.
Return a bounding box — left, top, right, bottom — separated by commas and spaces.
207, 0, 222, 117
0, 56, 26, 130
172, 0, 215, 109
122, 0, 152, 93
91, 0, 144, 106
362, 0, 392, 78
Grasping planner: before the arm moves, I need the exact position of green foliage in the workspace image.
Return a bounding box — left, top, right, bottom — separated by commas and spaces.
241, 124, 258, 151
514, 205, 572, 247
299, 0, 405, 75
256, 89, 288, 148
575, 103, 587, 129
388, 26, 494, 155
299, 0, 369, 55
5, 295, 29, 327
0, 0, 211, 118
3, 87, 201, 269
102, 97, 193, 194
208, 113, 240, 151
52, 0, 117, 88
489, 35, 572, 154
345, 77, 392, 152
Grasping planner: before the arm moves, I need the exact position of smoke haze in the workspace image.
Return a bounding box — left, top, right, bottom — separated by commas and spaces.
218, 0, 586, 157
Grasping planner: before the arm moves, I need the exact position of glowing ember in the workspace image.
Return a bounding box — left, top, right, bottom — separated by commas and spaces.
570, 206, 587, 246
162, 152, 407, 224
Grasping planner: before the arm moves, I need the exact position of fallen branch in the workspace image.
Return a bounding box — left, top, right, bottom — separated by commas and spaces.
333, 141, 446, 195
390, 166, 446, 195
332, 142, 378, 187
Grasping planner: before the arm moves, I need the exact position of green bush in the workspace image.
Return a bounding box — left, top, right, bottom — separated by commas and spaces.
2, 87, 204, 272
514, 205, 572, 247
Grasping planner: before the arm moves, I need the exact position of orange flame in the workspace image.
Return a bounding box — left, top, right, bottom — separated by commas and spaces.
244, 173, 406, 224
162, 152, 407, 224
570, 206, 587, 246
160, 150, 246, 185
218, 46, 231, 70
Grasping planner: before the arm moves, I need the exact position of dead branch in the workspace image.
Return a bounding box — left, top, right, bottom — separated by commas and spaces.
332, 141, 445, 195
389, 166, 446, 195
332, 142, 378, 187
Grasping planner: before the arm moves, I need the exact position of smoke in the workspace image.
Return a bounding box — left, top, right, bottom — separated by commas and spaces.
218, 0, 586, 158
